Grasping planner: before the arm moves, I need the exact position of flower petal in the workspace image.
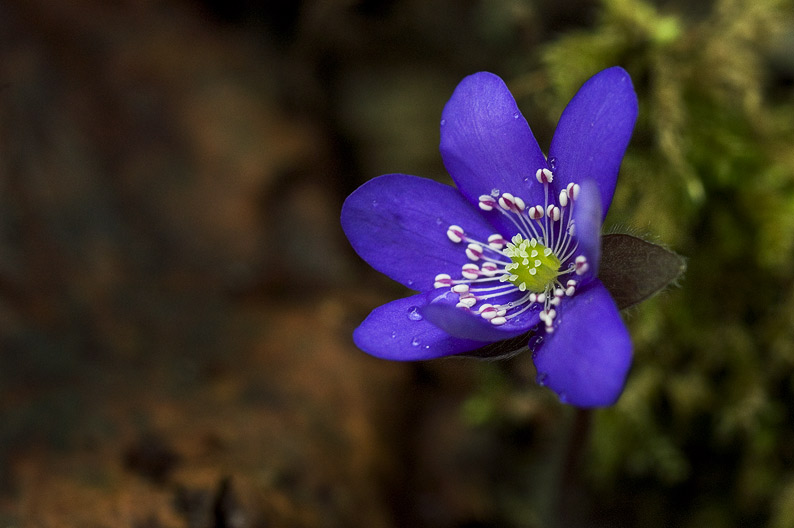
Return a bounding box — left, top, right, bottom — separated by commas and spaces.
549, 67, 638, 219
353, 291, 483, 360
421, 289, 540, 342
341, 174, 497, 291
570, 180, 602, 283
532, 280, 632, 407
440, 72, 548, 236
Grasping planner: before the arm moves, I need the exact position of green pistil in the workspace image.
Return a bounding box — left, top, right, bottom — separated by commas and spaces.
501, 234, 561, 293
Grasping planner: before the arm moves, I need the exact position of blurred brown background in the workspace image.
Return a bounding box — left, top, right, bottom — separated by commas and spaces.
0, 1, 579, 526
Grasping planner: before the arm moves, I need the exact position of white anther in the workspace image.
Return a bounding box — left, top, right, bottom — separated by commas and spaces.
466, 243, 483, 261
490, 316, 507, 326
452, 284, 470, 294
565, 285, 576, 296
550, 296, 561, 306
478, 195, 497, 211
545, 325, 555, 334
488, 234, 506, 249
447, 225, 464, 243
567, 182, 580, 200
543, 205, 559, 221
536, 168, 554, 184
461, 263, 479, 279
529, 293, 537, 303
434, 273, 453, 288
498, 193, 515, 211
558, 190, 569, 207
536, 293, 546, 304
539, 311, 548, 323
575, 255, 589, 275
480, 305, 497, 320
554, 288, 564, 298
513, 196, 526, 211
547, 309, 556, 321
457, 296, 477, 308
481, 262, 498, 276
528, 205, 544, 220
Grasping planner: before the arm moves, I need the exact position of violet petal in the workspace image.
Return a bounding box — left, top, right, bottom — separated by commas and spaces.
353, 291, 484, 360
341, 174, 496, 291
549, 67, 638, 220
532, 280, 632, 407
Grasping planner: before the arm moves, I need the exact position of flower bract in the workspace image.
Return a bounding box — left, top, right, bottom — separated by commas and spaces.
341, 67, 638, 407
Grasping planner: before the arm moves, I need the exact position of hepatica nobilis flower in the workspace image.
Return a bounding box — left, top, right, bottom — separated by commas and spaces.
341, 67, 638, 407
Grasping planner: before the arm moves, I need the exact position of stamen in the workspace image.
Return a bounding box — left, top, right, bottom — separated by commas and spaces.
498, 193, 525, 213
479, 195, 497, 211
528, 205, 544, 220
434, 273, 453, 288
461, 263, 480, 279
456, 296, 477, 308
536, 168, 553, 184
447, 225, 464, 243
466, 243, 484, 261
575, 255, 589, 275
435, 170, 588, 334
558, 189, 569, 208
481, 262, 498, 276
488, 234, 507, 250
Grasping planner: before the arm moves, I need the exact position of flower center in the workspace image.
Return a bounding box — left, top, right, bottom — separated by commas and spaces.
433, 168, 590, 334
503, 235, 561, 293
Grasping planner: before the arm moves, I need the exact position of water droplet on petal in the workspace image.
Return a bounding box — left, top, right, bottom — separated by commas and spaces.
440, 118, 446, 126
406, 279, 415, 287
548, 157, 557, 169
424, 345, 430, 349
372, 200, 379, 207
391, 331, 397, 339
490, 188, 500, 197
528, 335, 544, 353
536, 373, 548, 387
435, 217, 443, 225
513, 112, 520, 119
559, 392, 568, 404
407, 306, 423, 321
411, 337, 422, 347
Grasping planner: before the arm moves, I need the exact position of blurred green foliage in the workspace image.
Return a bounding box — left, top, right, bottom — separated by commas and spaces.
533, 0, 794, 525
459, 0, 794, 525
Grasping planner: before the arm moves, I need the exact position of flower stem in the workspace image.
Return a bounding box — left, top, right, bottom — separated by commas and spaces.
556, 408, 592, 528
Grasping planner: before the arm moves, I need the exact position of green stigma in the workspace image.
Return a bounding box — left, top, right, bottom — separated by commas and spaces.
500, 234, 561, 293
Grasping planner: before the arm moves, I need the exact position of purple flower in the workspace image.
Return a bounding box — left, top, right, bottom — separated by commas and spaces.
341, 67, 638, 407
